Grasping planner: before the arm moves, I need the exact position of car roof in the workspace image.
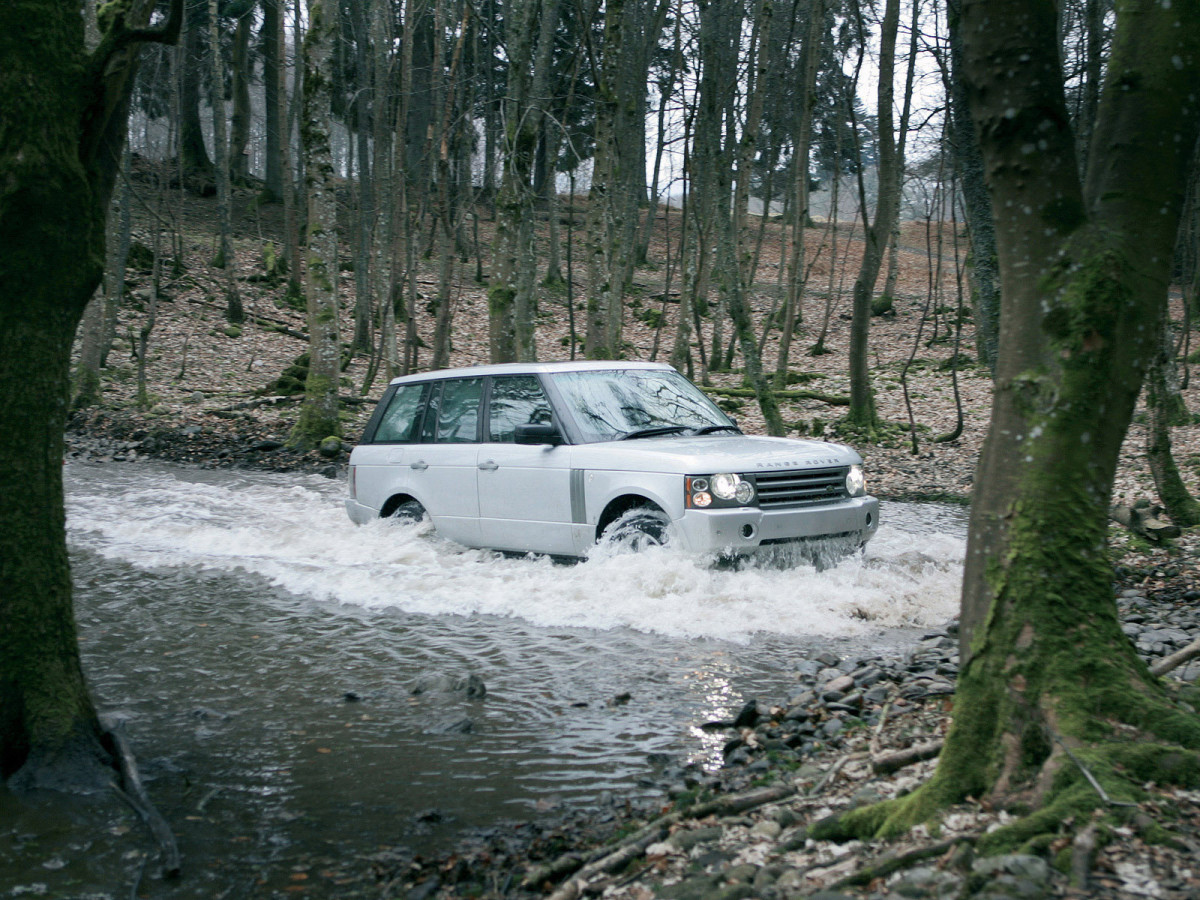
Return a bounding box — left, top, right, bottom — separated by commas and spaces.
387, 360, 674, 385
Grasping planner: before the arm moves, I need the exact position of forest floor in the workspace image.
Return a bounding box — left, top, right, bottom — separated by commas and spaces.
62, 174, 1200, 898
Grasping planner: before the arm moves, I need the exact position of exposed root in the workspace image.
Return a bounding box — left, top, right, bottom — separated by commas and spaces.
811, 737, 1200, 856
1050, 733, 1137, 809
105, 721, 181, 878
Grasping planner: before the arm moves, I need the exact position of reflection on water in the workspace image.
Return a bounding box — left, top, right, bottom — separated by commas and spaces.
0, 461, 966, 898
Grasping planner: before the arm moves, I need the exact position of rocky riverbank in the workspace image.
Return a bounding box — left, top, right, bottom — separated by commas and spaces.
366, 581, 1200, 900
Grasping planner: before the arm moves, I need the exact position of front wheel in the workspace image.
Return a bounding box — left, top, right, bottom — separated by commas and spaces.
600, 507, 673, 552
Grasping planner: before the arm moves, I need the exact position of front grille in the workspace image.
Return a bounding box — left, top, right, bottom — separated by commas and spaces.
752, 467, 848, 508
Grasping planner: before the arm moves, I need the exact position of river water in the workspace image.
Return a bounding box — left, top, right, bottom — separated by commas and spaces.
0, 461, 965, 898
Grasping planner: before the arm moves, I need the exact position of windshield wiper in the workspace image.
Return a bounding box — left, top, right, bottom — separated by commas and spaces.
619, 425, 690, 440
692, 424, 742, 435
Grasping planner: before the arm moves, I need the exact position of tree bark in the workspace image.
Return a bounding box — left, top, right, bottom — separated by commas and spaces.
291, 0, 342, 448
846, 0, 900, 431
946, 0, 999, 373
261, 0, 284, 200
0, 0, 181, 789
775, 0, 823, 388
228, 4, 253, 182
210, 0, 243, 323
1146, 314, 1200, 526
180, 0, 214, 180
488, 0, 542, 362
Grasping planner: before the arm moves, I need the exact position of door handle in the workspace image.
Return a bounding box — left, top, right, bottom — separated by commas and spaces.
410, 460, 428, 471
478, 460, 499, 471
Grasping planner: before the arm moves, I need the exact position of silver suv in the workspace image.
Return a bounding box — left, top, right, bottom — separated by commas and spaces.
346, 361, 879, 559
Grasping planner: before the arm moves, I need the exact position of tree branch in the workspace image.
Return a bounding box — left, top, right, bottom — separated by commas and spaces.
1151, 639, 1200, 678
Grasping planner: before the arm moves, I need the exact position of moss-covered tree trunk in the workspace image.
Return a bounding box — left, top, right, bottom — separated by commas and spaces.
0, 0, 179, 790
291, 0, 341, 448
1146, 315, 1200, 526
818, 0, 1200, 848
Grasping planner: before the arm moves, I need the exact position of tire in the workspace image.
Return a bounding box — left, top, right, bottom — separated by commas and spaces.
388, 499, 427, 524
601, 507, 672, 552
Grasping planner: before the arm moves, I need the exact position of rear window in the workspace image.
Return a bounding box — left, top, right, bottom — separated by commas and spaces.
433, 378, 483, 443
373, 383, 427, 442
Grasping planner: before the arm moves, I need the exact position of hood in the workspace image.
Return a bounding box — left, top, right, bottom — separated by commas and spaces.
570, 434, 861, 473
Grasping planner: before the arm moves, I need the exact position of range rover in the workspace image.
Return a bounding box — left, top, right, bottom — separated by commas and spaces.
345, 361, 879, 560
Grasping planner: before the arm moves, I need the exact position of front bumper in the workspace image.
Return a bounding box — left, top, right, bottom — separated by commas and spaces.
674, 496, 880, 554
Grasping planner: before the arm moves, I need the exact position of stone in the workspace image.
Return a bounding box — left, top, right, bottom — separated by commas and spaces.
732, 699, 760, 728
821, 718, 844, 738
787, 689, 817, 708
426, 716, 473, 734
668, 826, 723, 851
821, 674, 856, 696
1141, 628, 1190, 646
658, 874, 719, 899
893, 865, 964, 898
750, 820, 782, 839
793, 659, 823, 678
972, 854, 1050, 884
722, 864, 760, 884
851, 665, 884, 687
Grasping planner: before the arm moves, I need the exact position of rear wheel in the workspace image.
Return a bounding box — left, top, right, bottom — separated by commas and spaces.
601, 507, 672, 552
388, 499, 427, 524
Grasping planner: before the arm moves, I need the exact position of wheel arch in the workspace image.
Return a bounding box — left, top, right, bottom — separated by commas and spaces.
595, 494, 666, 541
380, 492, 423, 518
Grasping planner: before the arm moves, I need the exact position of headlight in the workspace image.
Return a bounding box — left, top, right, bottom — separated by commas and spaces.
710, 473, 756, 505
711, 473, 739, 500
845, 465, 866, 497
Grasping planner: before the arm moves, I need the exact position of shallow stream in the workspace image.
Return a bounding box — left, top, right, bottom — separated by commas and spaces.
0, 461, 966, 898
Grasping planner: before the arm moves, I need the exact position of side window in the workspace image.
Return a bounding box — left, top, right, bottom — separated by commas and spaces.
488, 375, 554, 442
373, 383, 428, 443
434, 378, 483, 443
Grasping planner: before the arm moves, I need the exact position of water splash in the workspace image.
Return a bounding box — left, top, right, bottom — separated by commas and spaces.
65, 461, 964, 641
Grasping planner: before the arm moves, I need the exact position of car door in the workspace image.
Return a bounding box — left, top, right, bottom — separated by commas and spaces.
476, 374, 576, 555
350, 380, 429, 515
413, 377, 484, 546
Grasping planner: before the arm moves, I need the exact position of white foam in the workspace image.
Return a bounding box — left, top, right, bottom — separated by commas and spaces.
66, 463, 964, 642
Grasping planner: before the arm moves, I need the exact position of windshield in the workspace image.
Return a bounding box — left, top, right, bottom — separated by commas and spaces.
550, 368, 734, 443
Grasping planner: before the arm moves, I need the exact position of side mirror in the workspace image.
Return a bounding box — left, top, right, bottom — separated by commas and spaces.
514, 423, 562, 445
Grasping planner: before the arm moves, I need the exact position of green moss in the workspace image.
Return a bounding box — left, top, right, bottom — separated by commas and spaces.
488, 286, 515, 316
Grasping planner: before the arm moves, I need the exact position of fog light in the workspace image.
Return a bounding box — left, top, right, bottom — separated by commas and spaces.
741, 523, 755, 539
